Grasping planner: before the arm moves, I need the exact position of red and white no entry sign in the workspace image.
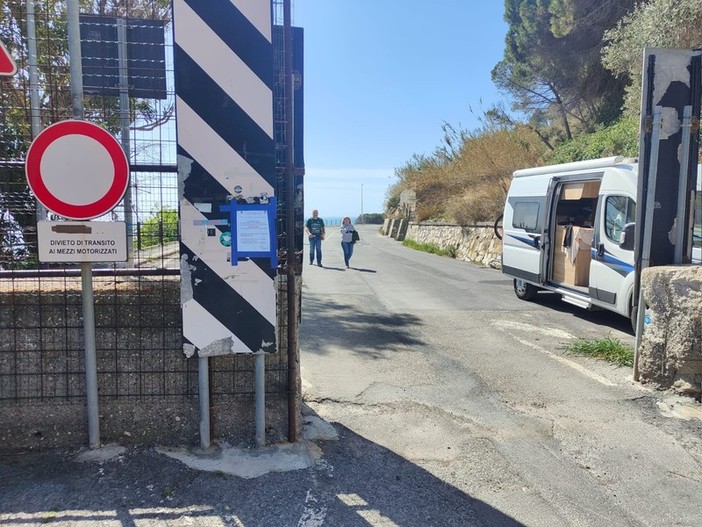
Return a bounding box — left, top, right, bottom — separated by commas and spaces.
0, 40, 16, 76
25, 120, 129, 220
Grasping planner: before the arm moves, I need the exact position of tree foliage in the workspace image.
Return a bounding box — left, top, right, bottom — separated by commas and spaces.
388, 1, 702, 223
0, 0, 172, 264
0, 0, 172, 150
547, 115, 639, 164
602, 0, 702, 116
493, 0, 637, 146
357, 213, 384, 224
140, 208, 178, 248
0, 208, 29, 269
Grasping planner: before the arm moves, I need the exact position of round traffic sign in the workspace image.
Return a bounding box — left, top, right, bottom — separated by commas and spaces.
25, 120, 129, 220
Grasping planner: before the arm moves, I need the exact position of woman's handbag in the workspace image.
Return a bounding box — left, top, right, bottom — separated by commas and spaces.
351, 230, 360, 244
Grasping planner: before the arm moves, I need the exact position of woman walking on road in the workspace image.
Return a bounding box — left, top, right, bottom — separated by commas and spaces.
340, 216, 357, 269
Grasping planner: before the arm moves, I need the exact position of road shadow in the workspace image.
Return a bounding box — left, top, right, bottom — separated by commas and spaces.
302, 420, 526, 527
350, 266, 376, 273
300, 294, 426, 357
305, 265, 376, 273
0, 423, 525, 527
531, 292, 633, 336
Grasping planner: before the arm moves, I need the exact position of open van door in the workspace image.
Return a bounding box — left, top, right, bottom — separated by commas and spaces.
539, 177, 560, 284
546, 176, 603, 292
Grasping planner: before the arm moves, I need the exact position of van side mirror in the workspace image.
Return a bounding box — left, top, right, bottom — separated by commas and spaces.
619, 222, 635, 250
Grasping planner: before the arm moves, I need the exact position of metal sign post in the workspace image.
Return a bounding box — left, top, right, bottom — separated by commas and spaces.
633, 48, 702, 380
25, 119, 130, 449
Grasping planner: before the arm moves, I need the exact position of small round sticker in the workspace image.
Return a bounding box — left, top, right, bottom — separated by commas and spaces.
220, 231, 231, 247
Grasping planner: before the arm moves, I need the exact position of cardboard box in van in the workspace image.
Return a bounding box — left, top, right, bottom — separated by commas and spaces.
563, 181, 600, 200
552, 226, 592, 286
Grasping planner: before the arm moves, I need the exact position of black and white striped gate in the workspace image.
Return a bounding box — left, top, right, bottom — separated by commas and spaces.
173, 0, 278, 444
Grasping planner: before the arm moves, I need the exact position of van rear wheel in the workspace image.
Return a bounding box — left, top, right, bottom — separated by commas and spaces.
514, 279, 538, 301
494, 214, 504, 240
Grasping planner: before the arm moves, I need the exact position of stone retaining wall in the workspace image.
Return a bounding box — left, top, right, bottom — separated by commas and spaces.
382, 219, 502, 269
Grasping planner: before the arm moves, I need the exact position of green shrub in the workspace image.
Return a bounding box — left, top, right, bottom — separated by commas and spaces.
548, 116, 639, 164
402, 239, 456, 258
563, 336, 634, 367
139, 208, 179, 249
357, 213, 385, 224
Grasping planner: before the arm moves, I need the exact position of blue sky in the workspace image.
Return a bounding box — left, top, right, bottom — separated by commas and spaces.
293, 1, 509, 219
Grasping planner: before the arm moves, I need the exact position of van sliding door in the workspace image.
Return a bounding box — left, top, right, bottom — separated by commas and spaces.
540, 177, 560, 284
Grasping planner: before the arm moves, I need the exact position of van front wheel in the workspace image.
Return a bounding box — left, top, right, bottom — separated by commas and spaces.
514, 279, 538, 301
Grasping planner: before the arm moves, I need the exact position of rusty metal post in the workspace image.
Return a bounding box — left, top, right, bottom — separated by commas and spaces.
283, 0, 299, 442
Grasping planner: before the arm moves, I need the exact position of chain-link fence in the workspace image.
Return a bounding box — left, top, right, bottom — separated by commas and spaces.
0, 1, 292, 416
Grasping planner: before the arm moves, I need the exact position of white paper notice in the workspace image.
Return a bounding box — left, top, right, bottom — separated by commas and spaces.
236, 210, 270, 252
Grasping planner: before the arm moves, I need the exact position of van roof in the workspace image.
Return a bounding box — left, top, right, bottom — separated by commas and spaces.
513, 156, 638, 178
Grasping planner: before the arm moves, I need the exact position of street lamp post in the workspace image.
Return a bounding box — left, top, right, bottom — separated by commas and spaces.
360, 183, 364, 224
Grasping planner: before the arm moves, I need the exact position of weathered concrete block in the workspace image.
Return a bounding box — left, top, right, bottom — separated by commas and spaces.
382, 218, 391, 236
390, 219, 401, 239
638, 266, 702, 395
396, 220, 409, 241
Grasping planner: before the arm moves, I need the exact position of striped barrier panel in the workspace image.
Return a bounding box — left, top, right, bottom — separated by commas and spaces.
173, 0, 277, 357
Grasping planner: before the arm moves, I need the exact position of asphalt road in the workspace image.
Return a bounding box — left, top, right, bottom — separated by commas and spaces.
2, 224, 701, 527
300, 224, 702, 526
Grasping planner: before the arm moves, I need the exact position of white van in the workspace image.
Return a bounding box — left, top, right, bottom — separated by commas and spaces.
501, 156, 639, 327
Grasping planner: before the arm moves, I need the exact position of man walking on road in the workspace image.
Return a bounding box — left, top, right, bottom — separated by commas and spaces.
305, 209, 325, 267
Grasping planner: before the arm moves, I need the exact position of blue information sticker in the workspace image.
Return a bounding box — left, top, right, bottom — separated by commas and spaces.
220, 231, 232, 247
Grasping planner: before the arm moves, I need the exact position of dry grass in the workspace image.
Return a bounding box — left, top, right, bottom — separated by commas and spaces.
392, 125, 548, 222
